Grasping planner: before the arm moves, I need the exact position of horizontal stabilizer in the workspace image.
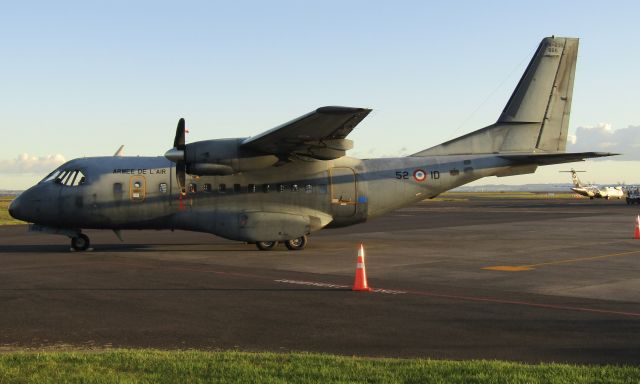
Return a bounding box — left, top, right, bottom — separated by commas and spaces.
500, 152, 618, 165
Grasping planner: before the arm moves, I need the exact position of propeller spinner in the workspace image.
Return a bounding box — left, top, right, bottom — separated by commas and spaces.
165, 118, 186, 194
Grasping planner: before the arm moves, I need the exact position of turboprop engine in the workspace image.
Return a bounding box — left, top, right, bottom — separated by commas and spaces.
164, 116, 355, 192
164, 119, 279, 192
180, 138, 279, 176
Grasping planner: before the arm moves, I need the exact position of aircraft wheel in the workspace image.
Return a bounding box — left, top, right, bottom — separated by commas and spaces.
256, 241, 278, 251
285, 236, 307, 251
71, 234, 90, 251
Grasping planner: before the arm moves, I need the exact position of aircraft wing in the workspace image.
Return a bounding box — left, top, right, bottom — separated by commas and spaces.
241, 106, 371, 160
500, 152, 618, 165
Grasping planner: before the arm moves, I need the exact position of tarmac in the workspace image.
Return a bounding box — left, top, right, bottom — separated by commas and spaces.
0, 197, 639, 364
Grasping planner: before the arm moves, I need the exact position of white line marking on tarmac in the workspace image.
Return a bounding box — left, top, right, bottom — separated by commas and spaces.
274, 279, 406, 295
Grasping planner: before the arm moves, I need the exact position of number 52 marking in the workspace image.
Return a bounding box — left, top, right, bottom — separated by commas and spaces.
395, 171, 409, 179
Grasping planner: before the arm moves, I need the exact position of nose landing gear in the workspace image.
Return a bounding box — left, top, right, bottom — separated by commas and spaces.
28, 225, 93, 252
71, 234, 91, 251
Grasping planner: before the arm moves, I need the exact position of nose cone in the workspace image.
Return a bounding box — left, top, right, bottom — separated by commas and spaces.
164, 148, 184, 162
8, 196, 21, 220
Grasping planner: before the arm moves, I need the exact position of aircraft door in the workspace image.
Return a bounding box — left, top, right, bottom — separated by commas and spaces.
130, 176, 146, 202
330, 167, 357, 217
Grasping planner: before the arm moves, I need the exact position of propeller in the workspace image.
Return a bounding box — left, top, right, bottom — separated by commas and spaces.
165, 118, 186, 194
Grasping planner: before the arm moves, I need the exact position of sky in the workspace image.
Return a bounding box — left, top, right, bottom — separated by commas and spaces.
1, 0, 639, 189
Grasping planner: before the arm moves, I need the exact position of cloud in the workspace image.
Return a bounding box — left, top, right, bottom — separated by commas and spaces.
568, 124, 640, 160
0, 153, 66, 174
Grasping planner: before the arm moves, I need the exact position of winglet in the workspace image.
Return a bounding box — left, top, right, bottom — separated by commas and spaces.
113, 145, 125, 157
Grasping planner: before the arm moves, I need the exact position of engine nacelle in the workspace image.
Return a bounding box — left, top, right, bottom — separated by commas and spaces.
184, 138, 279, 176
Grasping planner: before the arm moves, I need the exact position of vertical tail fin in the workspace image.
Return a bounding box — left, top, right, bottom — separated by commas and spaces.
570, 170, 583, 188
498, 36, 578, 152
560, 169, 585, 187
413, 36, 579, 156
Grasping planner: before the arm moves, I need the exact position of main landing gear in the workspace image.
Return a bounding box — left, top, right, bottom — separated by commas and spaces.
255, 235, 308, 251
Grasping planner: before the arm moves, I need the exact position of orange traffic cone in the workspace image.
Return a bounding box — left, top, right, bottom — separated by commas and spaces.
634, 215, 640, 239
353, 243, 372, 291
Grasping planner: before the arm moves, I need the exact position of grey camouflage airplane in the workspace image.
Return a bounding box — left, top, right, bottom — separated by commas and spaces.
9, 36, 615, 251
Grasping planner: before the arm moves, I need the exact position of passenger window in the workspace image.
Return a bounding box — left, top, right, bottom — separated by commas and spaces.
248, 184, 256, 193
234, 184, 241, 193
291, 184, 299, 192
278, 184, 287, 193
189, 183, 197, 193
305, 184, 313, 193
219, 183, 226, 193
262, 184, 271, 193
159, 183, 168, 194
203, 183, 212, 192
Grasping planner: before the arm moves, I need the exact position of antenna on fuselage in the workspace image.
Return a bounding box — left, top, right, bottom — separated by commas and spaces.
113, 145, 125, 156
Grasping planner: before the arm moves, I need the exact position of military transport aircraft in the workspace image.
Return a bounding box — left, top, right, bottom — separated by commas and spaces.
9, 36, 616, 251
561, 168, 624, 199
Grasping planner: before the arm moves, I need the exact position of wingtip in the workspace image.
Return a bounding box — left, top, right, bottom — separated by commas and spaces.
316, 106, 372, 115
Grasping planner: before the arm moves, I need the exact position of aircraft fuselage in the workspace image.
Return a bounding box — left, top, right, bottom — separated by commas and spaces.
11, 154, 515, 242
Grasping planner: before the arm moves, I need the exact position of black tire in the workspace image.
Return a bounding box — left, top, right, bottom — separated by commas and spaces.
285, 236, 307, 251
71, 234, 90, 251
256, 241, 278, 251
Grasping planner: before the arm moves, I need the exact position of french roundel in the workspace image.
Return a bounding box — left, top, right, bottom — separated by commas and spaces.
413, 169, 427, 182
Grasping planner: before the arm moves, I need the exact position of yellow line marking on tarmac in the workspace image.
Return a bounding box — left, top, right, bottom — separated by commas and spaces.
482, 266, 533, 271
482, 249, 640, 272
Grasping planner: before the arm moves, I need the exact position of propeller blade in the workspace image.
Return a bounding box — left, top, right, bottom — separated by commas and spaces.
167, 118, 187, 195
177, 161, 186, 193
174, 118, 185, 149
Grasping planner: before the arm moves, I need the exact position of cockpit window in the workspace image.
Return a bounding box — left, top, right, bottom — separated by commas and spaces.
55, 171, 68, 184
52, 170, 87, 186
40, 170, 62, 183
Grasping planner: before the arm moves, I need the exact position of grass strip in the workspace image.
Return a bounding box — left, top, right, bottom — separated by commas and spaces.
0, 197, 23, 225
0, 349, 637, 384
